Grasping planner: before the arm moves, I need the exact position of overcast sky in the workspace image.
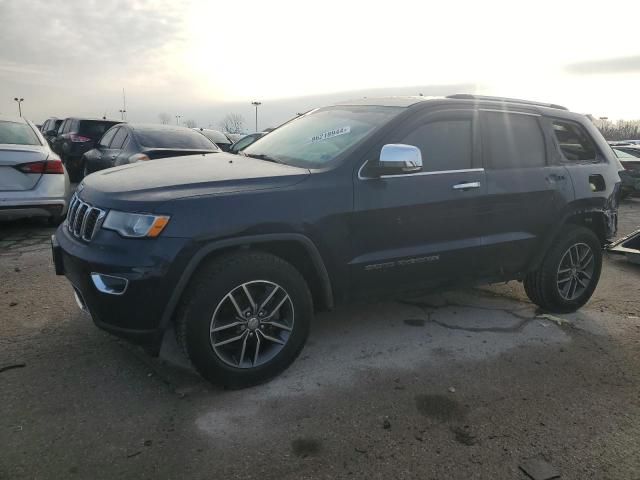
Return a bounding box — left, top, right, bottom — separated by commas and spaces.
1, 0, 640, 130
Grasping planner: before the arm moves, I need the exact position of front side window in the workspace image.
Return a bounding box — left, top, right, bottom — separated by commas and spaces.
243, 105, 403, 168
0, 121, 41, 145
399, 119, 472, 172
482, 112, 546, 169
551, 120, 597, 161
79, 121, 119, 140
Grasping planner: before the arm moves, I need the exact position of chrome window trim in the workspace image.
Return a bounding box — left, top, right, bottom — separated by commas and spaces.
358, 160, 484, 180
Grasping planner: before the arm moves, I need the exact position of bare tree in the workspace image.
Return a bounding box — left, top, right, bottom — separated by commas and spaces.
158, 112, 171, 125
184, 119, 197, 128
219, 113, 245, 134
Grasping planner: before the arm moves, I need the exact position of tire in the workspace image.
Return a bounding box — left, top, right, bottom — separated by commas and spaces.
524, 225, 602, 313
175, 251, 312, 388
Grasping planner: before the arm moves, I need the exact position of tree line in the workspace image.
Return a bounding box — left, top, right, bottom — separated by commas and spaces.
157, 112, 246, 134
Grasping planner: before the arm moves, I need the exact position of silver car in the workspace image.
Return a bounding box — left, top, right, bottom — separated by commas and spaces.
0, 116, 70, 224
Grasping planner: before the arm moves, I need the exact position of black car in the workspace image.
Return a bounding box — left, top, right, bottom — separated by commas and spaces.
51, 118, 122, 181
194, 128, 234, 152
52, 95, 620, 388
82, 124, 219, 177
229, 132, 265, 154
612, 146, 640, 197
40, 117, 63, 146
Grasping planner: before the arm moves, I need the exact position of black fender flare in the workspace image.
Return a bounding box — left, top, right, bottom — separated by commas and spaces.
159, 233, 334, 330
528, 206, 611, 272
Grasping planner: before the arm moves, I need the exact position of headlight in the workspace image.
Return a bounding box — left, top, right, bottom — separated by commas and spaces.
103, 210, 170, 238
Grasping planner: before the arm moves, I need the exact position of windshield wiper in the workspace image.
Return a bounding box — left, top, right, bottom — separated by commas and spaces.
244, 153, 281, 164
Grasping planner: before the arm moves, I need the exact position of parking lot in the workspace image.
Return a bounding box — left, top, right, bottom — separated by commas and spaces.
0, 199, 639, 479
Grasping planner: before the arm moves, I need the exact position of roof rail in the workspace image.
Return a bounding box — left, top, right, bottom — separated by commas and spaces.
446, 94, 568, 111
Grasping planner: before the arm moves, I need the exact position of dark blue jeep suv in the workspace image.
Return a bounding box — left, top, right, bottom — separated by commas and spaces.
52, 95, 620, 387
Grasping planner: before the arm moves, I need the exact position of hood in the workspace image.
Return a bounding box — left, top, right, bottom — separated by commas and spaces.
80, 152, 310, 208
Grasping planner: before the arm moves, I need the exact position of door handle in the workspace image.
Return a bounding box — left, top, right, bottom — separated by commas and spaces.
452, 181, 481, 190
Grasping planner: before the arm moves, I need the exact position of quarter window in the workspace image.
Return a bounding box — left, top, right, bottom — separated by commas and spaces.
551, 120, 597, 161
482, 112, 546, 168
399, 120, 472, 172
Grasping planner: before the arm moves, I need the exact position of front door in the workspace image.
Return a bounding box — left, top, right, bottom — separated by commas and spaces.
350, 110, 487, 295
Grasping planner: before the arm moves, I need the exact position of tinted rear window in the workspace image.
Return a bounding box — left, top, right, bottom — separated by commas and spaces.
400, 120, 472, 171
78, 121, 120, 139
200, 130, 231, 145
482, 112, 546, 168
551, 120, 597, 161
0, 121, 41, 146
134, 128, 218, 149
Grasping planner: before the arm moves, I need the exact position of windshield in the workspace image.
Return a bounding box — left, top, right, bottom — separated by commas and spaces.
243, 105, 403, 167
0, 121, 41, 146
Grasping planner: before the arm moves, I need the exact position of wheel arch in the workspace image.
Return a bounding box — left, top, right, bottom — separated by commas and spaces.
159, 233, 334, 330
528, 206, 612, 272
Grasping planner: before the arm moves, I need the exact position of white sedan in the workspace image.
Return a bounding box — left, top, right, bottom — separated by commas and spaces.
0, 116, 70, 224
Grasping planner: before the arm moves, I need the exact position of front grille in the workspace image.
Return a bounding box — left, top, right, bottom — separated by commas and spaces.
66, 194, 106, 242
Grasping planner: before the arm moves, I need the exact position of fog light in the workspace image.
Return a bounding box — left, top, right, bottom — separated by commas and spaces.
91, 273, 128, 295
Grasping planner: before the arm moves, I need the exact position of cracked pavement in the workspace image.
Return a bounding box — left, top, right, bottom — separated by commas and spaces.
1, 199, 639, 479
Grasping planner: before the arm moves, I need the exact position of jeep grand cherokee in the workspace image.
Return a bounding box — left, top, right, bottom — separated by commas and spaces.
52, 95, 620, 387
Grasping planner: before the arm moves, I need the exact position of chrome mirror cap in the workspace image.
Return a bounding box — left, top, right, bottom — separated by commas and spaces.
379, 144, 423, 173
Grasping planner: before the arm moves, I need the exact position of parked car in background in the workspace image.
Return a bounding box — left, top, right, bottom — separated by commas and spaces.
226, 133, 244, 143
229, 132, 265, 154
82, 124, 219, 177
53, 95, 620, 388
40, 117, 63, 146
612, 147, 640, 198
51, 118, 121, 181
0, 116, 70, 224
194, 128, 234, 152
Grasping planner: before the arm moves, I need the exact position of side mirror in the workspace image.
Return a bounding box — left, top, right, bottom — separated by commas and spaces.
376, 144, 422, 175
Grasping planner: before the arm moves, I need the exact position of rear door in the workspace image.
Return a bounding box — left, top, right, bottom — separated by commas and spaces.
476, 110, 573, 275
51, 119, 69, 155
351, 109, 487, 293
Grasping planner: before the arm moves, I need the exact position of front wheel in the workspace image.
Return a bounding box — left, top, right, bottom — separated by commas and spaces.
524, 225, 602, 313
175, 251, 312, 388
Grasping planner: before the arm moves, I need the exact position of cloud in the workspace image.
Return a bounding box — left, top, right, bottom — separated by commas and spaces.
565, 55, 640, 75
0, 0, 187, 72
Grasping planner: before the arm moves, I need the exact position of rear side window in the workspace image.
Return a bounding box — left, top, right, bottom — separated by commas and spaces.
70, 119, 80, 132
79, 121, 120, 140
111, 127, 129, 149
399, 120, 472, 172
99, 127, 118, 148
200, 129, 231, 146
551, 120, 598, 161
0, 121, 41, 145
482, 112, 546, 168
134, 128, 218, 150
60, 120, 70, 133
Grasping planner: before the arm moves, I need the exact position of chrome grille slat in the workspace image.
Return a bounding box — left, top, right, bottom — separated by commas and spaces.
66, 193, 106, 242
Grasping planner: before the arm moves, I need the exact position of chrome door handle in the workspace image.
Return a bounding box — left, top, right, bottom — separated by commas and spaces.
452, 181, 481, 190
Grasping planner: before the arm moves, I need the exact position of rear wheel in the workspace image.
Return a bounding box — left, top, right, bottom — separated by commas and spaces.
176, 251, 312, 388
524, 225, 602, 313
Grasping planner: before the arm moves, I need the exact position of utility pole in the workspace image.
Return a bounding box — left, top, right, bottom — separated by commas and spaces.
122, 88, 127, 120
251, 101, 262, 132
14, 97, 24, 117
175, 114, 182, 125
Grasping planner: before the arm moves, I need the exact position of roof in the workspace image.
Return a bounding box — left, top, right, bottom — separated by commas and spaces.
334, 96, 431, 108
0, 115, 28, 124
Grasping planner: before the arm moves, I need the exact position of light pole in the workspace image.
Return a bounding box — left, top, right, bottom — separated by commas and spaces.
14, 97, 24, 117
119, 109, 126, 121
251, 101, 261, 132
175, 114, 182, 125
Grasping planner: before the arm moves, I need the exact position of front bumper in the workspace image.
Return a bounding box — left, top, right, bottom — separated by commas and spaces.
52, 226, 191, 347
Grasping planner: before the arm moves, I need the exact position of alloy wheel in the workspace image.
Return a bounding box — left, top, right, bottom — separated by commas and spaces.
556, 242, 595, 301
209, 280, 294, 368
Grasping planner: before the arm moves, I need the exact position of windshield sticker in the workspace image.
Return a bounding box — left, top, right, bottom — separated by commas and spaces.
310, 126, 351, 143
